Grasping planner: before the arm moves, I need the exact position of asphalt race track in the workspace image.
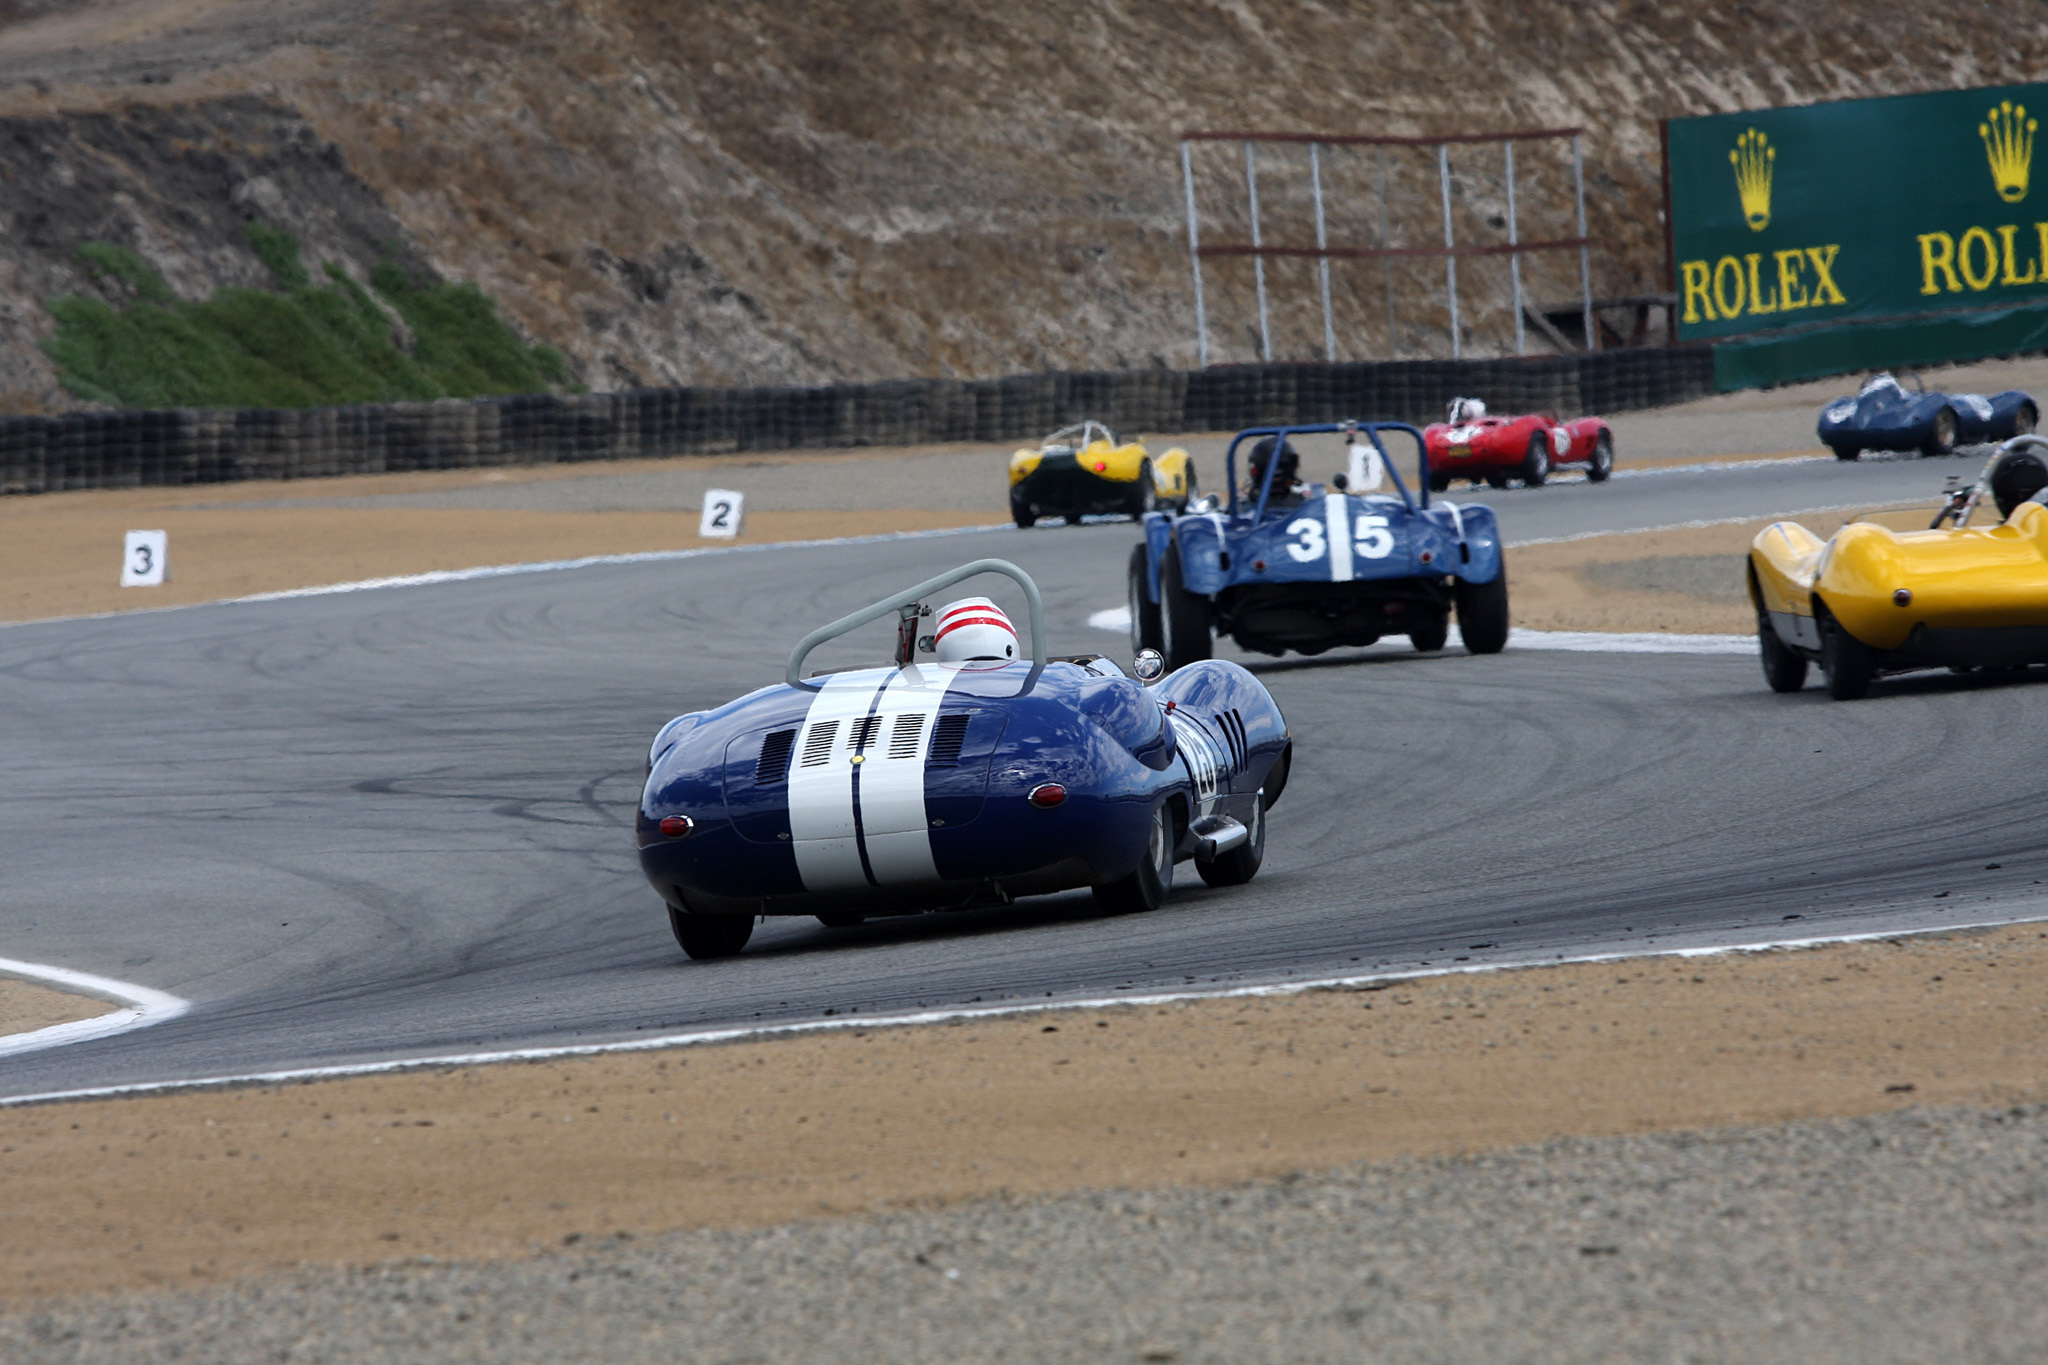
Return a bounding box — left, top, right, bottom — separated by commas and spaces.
5, 454, 2048, 1100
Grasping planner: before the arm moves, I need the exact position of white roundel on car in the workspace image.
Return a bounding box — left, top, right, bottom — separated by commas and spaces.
1550, 426, 1571, 457
933, 597, 1018, 665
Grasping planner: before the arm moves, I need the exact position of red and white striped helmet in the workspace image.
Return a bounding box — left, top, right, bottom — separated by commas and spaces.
933, 596, 1018, 664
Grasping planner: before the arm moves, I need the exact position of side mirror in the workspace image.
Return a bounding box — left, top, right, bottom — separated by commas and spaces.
1133, 648, 1165, 682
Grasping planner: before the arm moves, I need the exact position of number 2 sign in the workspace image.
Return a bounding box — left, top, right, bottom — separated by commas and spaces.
120, 530, 168, 587
699, 489, 745, 539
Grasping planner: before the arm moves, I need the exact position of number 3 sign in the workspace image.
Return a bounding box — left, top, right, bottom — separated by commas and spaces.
699, 489, 745, 539
120, 530, 168, 587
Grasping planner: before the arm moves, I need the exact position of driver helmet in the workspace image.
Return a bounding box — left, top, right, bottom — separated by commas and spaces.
933, 596, 1019, 665
1447, 396, 1487, 424
1990, 450, 2048, 519
1246, 436, 1301, 493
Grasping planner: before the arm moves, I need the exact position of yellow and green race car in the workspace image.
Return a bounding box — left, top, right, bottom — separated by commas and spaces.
1749, 435, 2048, 700
1008, 421, 1195, 527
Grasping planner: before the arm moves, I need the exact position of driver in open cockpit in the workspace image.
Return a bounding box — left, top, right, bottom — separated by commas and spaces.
1246, 436, 1306, 510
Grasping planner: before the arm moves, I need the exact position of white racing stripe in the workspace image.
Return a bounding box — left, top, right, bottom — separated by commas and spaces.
787, 669, 893, 892
0, 957, 191, 1060
1322, 493, 1353, 582
7, 914, 2039, 1107
856, 665, 954, 884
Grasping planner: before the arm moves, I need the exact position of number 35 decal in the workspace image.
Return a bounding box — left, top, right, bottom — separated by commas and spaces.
1285, 514, 1395, 562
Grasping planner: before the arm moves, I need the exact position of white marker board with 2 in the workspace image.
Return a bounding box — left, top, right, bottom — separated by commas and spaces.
699, 490, 745, 539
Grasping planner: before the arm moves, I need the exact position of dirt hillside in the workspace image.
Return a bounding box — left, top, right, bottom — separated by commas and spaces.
0, 1, 2041, 406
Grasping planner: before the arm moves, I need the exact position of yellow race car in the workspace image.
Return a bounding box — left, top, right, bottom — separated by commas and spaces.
1749, 435, 2048, 699
1008, 421, 1195, 527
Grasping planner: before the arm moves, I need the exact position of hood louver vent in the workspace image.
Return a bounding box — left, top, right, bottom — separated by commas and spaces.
887, 711, 926, 760
755, 728, 796, 783
928, 712, 971, 765
799, 720, 839, 767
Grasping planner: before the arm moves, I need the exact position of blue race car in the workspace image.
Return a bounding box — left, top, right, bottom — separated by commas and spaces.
1818, 371, 2038, 461
1128, 422, 1509, 670
638, 559, 1292, 958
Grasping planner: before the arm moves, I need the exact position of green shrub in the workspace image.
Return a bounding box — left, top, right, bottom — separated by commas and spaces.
43, 226, 573, 409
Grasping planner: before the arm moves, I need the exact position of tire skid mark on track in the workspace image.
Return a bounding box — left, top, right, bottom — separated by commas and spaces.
0, 958, 190, 1061
6, 914, 2041, 1109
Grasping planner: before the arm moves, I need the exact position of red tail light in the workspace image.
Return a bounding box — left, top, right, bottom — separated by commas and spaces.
659, 814, 695, 838
1027, 783, 1067, 809
1094, 461, 1108, 472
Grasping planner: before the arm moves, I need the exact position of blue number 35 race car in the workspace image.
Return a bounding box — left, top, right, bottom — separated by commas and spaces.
638, 560, 1292, 959
1129, 422, 1510, 669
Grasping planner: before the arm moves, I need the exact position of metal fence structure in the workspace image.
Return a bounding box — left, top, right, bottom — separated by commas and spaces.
0, 349, 1715, 498
1180, 128, 1598, 366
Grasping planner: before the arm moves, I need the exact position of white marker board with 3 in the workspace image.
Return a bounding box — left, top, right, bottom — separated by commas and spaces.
120, 530, 167, 587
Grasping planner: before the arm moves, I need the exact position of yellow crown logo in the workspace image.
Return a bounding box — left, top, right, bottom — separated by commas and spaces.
1728, 127, 1774, 231
1980, 100, 2036, 203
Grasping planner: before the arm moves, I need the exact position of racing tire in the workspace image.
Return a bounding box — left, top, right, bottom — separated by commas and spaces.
1923, 408, 1957, 457
815, 912, 864, 928
1010, 491, 1035, 529
1454, 568, 1510, 655
1128, 459, 1160, 520
1180, 461, 1199, 511
1757, 608, 1809, 694
1093, 801, 1173, 913
1586, 432, 1614, 483
1408, 611, 1450, 652
1520, 432, 1550, 487
1819, 606, 1876, 701
1831, 443, 1861, 462
2016, 404, 2039, 437
669, 905, 754, 960
1127, 542, 1163, 653
1158, 542, 1212, 672
1484, 472, 1509, 489
1198, 789, 1267, 888
1427, 470, 1451, 493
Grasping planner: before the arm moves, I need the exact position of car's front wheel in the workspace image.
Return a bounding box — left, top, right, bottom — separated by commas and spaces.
1408, 610, 1449, 652
1198, 790, 1266, 888
1094, 802, 1174, 912
1924, 408, 1958, 457
2015, 404, 2039, 437
669, 905, 754, 960
1831, 443, 1861, 462
1127, 542, 1163, 653
1010, 490, 1035, 528
1757, 607, 1809, 693
1158, 542, 1212, 671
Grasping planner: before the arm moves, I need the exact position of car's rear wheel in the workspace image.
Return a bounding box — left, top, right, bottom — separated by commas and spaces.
669, 905, 754, 960
815, 912, 864, 928
1484, 472, 1508, 489
1757, 606, 1809, 693
1427, 470, 1451, 493
1010, 490, 1035, 528
1180, 461, 1199, 510
1158, 542, 1211, 671
1127, 542, 1163, 653
1094, 802, 1173, 912
1819, 604, 1876, 700
1455, 567, 1510, 654
1831, 443, 1861, 462
1128, 459, 1159, 519
1408, 610, 1449, 652
1586, 432, 1614, 482
1198, 790, 1267, 888
1521, 432, 1550, 487
1924, 408, 1958, 457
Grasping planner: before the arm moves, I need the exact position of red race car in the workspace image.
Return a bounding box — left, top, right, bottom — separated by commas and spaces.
1421, 398, 1614, 491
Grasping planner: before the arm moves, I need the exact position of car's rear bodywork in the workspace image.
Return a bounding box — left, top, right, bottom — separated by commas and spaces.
1009, 421, 1193, 525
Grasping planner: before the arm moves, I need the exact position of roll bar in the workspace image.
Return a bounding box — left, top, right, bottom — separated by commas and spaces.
1223, 421, 1430, 521
1935, 433, 2048, 529
785, 558, 1048, 691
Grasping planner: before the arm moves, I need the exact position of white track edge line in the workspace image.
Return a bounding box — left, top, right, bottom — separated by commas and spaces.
0, 523, 1013, 631
0, 958, 191, 1062
5, 913, 2039, 1108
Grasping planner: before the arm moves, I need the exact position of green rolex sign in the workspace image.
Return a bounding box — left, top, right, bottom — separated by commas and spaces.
1666, 83, 2048, 385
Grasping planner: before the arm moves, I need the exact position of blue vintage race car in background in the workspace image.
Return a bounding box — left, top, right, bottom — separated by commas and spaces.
639, 560, 1292, 959
1818, 371, 2037, 460
1128, 423, 1509, 669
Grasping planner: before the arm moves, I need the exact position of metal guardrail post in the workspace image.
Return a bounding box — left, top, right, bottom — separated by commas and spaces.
1573, 133, 1595, 352
1245, 141, 1272, 363
1311, 142, 1335, 363
1438, 143, 1460, 360
1505, 140, 1524, 356
1181, 141, 1209, 369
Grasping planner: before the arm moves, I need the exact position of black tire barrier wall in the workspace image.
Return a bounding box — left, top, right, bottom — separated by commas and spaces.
0, 348, 1714, 498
